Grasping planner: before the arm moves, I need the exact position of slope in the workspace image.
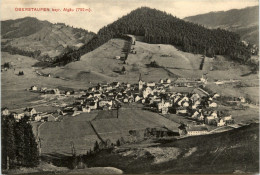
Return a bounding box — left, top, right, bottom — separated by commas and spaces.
184, 6, 259, 46
1, 17, 95, 58
85, 123, 259, 174
58, 7, 251, 66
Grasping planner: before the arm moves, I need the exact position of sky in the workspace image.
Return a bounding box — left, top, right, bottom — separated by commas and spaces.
0, 0, 258, 33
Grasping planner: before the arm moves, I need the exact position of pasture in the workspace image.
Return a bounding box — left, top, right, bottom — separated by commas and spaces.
38, 108, 180, 156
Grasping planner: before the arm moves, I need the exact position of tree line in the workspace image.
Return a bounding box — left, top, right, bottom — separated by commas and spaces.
2, 114, 39, 169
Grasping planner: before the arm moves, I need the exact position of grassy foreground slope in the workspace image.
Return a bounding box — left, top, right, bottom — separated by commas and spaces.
85, 123, 259, 174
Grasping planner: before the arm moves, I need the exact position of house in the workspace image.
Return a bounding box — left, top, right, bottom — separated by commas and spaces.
24, 108, 37, 117
31, 86, 38, 91
12, 112, 24, 120
159, 79, 164, 84
223, 115, 234, 125
190, 93, 200, 102
41, 115, 56, 122
186, 126, 208, 135
65, 91, 71, 95
212, 93, 220, 99
205, 116, 217, 125
191, 111, 199, 118
94, 92, 101, 98
182, 101, 189, 107
217, 119, 225, 126
115, 56, 121, 60
176, 107, 188, 115
157, 99, 168, 111
166, 79, 171, 84
198, 113, 204, 121
99, 100, 113, 108
143, 87, 153, 98
239, 97, 246, 103
135, 95, 141, 102
178, 123, 187, 135
209, 102, 218, 108
210, 111, 218, 118
40, 87, 47, 92
88, 102, 97, 110
33, 114, 42, 121
147, 82, 155, 87
161, 107, 168, 114
111, 82, 120, 88
52, 88, 60, 94
102, 104, 112, 110
1, 107, 10, 116
57, 109, 66, 115
82, 106, 91, 113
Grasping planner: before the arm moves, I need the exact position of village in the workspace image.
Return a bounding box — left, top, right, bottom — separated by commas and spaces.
2, 72, 249, 137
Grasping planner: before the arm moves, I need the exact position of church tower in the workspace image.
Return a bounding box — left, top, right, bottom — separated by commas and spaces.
138, 73, 143, 90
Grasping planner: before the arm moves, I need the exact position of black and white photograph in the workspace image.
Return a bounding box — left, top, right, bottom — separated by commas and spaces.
0, 0, 259, 174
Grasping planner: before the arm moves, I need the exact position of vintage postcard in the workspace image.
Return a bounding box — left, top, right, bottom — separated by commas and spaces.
0, 0, 259, 174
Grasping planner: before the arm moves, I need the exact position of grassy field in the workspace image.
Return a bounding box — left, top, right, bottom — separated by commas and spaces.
39, 113, 98, 156
37, 108, 180, 156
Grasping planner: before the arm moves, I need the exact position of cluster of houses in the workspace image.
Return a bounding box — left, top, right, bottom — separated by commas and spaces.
1, 107, 57, 122
30, 85, 74, 96
4, 75, 236, 130
61, 75, 234, 128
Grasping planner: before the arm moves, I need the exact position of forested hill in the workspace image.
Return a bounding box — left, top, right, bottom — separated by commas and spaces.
184, 6, 259, 46
56, 7, 252, 65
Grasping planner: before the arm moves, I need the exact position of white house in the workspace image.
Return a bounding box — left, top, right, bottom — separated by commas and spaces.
135, 95, 141, 102
82, 106, 91, 113
209, 102, 218, 108
217, 119, 225, 126
143, 87, 153, 98
13, 113, 24, 120
213, 93, 220, 99
147, 82, 156, 87
31, 86, 38, 91
166, 79, 171, 84
24, 108, 37, 117
99, 100, 113, 108
191, 111, 199, 118
2, 108, 9, 116
176, 108, 187, 115
33, 114, 42, 122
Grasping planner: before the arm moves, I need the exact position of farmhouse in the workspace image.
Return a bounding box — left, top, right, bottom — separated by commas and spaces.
1, 107, 10, 116
24, 108, 37, 117
12, 112, 24, 121
31, 86, 38, 91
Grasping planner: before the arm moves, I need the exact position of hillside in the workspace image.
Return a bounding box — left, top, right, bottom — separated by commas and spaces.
84, 123, 259, 174
184, 6, 259, 46
58, 7, 252, 66
1, 17, 95, 59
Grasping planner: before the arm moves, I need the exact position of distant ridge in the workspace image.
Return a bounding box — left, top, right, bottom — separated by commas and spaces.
184, 6, 259, 46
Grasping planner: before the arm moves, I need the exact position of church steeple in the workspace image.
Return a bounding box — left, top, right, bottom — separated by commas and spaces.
138, 73, 143, 90
139, 73, 142, 82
